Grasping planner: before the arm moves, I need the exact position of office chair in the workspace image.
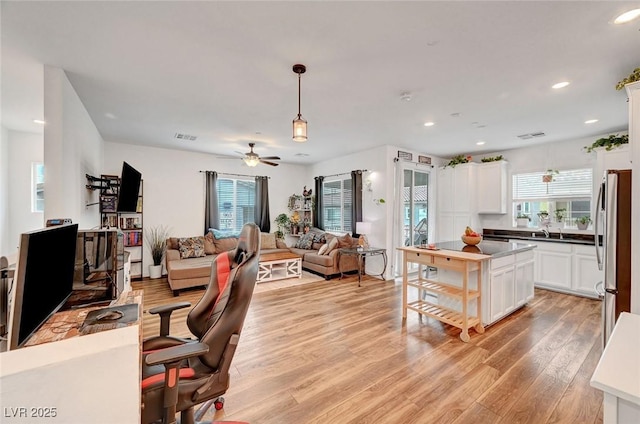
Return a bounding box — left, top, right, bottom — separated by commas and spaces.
141, 223, 260, 424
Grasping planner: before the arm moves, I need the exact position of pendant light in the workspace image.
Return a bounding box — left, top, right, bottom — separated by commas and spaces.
292, 64, 307, 142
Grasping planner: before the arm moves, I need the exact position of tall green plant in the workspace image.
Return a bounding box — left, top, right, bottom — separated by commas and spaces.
145, 225, 169, 266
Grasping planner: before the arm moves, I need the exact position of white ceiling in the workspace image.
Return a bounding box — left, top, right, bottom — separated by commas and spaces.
2, 1, 640, 165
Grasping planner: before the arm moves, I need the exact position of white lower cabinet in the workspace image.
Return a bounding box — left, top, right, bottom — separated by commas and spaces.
517, 239, 601, 298
487, 250, 534, 325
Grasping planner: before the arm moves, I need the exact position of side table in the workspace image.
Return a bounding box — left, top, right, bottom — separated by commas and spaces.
338, 247, 387, 286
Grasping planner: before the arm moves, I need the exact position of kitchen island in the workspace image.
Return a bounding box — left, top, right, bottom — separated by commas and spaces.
398, 240, 536, 341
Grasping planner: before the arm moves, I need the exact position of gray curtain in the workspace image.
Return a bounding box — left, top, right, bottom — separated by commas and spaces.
204, 171, 219, 234
254, 176, 270, 232
351, 170, 363, 235
314, 176, 324, 229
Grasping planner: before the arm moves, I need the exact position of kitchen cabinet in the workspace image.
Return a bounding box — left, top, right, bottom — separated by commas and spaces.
521, 239, 601, 298
572, 244, 601, 297
594, 144, 631, 199
489, 256, 516, 322
477, 160, 508, 214
515, 251, 535, 307
437, 163, 480, 242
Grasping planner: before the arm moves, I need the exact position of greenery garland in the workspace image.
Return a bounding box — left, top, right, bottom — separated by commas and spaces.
616, 67, 640, 90
584, 134, 629, 153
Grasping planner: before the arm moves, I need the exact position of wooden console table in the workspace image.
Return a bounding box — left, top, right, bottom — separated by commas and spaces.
397, 246, 489, 342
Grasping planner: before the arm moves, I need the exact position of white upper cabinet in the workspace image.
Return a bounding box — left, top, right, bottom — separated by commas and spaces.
437, 163, 480, 242
477, 160, 508, 214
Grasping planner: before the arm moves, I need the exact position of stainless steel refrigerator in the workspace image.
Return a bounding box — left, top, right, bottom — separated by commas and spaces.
594, 169, 632, 346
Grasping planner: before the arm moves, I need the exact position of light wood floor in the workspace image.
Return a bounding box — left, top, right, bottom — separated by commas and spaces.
134, 274, 603, 424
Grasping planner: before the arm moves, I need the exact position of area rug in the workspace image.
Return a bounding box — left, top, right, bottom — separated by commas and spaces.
253, 271, 325, 293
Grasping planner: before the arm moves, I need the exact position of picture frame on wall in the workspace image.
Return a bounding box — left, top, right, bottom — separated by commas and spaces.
397, 150, 413, 161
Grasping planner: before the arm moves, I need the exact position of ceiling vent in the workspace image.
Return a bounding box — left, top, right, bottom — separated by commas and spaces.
517, 132, 546, 140
174, 133, 197, 141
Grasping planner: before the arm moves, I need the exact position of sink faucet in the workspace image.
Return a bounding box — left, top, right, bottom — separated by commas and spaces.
541, 227, 550, 238
558, 226, 563, 240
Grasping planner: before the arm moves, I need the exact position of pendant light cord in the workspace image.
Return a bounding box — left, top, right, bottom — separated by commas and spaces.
298, 72, 302, 117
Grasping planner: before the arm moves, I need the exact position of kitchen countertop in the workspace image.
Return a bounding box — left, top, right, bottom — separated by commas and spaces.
434, 240, 536, 258
590, 312, 640, 406
483, 228, 595, 246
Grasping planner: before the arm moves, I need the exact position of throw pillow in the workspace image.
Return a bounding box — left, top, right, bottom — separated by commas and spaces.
178, 236, 206, 259
204, 231, 216, 255
323, 237, 339, 255
295, 233, 315, 249
211, 228, 241, 239
312, 232, 326, 244
213, 237, 238, 253
337, 233, 354, 248
318, 244, 329, 255
260, 232, 277, 250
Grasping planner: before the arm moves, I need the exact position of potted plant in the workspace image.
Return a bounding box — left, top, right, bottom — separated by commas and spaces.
444, 154, 472, 168
576, 215, 591, 230
616, 67, 640, 90
553, 208, 567, 228
516, 214, 530, 228
274, 213, 290, 239
290, 212, 301, 235
542, 169, 559, 183
481, 155, 504, 163
584, 134, 629, 153
145, 225, 169, 279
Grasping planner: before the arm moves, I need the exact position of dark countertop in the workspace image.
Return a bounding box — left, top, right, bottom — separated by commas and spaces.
435, 240, 536, 258
483, 228, 596, 246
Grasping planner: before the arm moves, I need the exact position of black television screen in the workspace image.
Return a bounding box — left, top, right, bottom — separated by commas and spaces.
9, 223, 79, 350
116, 161, 141, 213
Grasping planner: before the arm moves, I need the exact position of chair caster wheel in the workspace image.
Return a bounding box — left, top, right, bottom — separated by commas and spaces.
214, 397, 225, 410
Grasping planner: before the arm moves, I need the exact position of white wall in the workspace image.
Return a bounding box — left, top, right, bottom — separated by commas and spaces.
104, 142, 308, 276
0, 126, 9, 256
6, 130, 44, 252
476, 135, 600, 231
43, 66, 103, 230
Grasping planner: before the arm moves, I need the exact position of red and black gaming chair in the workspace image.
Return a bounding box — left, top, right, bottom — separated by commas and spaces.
141, 222, 260, 424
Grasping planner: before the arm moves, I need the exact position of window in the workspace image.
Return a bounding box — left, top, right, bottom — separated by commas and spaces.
512, 168, 592, 228
322, 178, 352, 232
216, 178, 255, 232
32, 162, 44, 213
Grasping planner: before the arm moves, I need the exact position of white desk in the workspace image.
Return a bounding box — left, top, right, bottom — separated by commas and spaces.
591, 312, 640, 424
0, 291, 142, 423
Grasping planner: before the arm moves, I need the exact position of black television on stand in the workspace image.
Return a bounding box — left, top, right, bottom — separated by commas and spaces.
8, 223, 79, 350
116, 161, 142, 213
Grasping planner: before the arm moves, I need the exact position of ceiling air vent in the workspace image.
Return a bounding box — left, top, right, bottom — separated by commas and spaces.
174, 133, 197, 141
517, 132, 546, 140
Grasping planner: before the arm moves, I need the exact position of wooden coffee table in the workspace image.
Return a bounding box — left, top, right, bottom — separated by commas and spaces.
257, 251, 302, 283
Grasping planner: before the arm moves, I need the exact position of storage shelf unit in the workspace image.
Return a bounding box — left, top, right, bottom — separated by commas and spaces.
398, 247, 488, 342
99, 174, 143, 280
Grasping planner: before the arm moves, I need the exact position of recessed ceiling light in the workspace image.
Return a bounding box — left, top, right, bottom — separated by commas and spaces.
33, 119, 45, 125
552, 81, 570, 89
476, 141, 486, 146
585, 119, 599, 124
424, 122, 435, 127
614, 9, 640, 24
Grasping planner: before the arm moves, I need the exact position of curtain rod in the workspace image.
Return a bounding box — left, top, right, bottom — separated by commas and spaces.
199, 171, 270, 179
322, 169, 368, 179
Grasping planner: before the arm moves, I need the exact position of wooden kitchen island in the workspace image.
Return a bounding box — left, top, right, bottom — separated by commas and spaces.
398, 246, 490, 342
398, 240, 536, 342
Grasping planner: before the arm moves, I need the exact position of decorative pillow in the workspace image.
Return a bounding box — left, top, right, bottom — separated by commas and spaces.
260, 232, 277, 250
295, 233, 315, 250
168, 237, 180, 250
276, 238, 288, 249
213, 237, 238, 253
211, 228, 241, 239
204, 232, 216, 255
337, 233, 354, 248
312, 232, 326, 244
178, 236, 206, 259
323, 237, 339, 255
318, 244, 329, 255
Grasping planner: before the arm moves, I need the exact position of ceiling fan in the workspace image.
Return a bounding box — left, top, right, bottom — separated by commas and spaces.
235, 143, 280, 167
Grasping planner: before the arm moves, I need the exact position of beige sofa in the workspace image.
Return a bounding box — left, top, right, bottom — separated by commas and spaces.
289, 231, 360, 279
165, 231, 288, 295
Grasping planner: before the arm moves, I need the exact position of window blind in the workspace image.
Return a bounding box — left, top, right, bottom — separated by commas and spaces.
513, 169, 592, 201
216, 178, 255, 232
322, 178, 352, 232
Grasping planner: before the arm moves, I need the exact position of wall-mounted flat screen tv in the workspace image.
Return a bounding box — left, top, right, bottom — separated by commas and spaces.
116, 161, 142, 213
9, 223, 79, 350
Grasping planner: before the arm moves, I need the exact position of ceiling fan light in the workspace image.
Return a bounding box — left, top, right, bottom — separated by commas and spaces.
293, 115, 307, 142
243, 155, 260, 167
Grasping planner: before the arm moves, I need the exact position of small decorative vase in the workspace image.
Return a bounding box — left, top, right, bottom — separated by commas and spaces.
577, 222, 588, 230
149, 264, 162, 279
